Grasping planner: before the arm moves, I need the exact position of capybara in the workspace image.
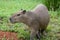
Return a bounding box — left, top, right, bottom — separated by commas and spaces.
10, 4, 50, 40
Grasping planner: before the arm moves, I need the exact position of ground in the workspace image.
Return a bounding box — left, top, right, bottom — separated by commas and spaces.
0, 0, 60, 40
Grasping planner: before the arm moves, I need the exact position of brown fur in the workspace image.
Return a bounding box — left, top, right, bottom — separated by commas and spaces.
10, 4, 50, 40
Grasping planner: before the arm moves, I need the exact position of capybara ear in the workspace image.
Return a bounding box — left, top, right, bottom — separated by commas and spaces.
21, 9, 23, 10
22, 10, 26, 14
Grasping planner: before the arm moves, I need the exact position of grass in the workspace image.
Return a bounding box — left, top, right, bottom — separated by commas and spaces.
0, 0, 60, 40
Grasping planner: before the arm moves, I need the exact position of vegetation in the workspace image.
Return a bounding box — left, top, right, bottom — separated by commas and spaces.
42, 0, 60, 11
0, 0, 60, 40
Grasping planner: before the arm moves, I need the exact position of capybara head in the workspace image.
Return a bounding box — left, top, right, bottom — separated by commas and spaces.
10, 9, 27, 23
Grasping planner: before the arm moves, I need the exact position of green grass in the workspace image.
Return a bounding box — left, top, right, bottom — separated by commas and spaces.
0, 0, 60, 40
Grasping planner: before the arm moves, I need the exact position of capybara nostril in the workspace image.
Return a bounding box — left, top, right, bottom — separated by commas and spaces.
9, 18, 13, 23
10, 18, 12, 21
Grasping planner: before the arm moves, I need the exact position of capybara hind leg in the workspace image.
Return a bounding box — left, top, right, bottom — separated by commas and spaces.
41, 29, 47, 36
41, 29, 45, 34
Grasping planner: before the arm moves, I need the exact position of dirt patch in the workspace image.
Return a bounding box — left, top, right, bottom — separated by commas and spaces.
0, 31, 18, 40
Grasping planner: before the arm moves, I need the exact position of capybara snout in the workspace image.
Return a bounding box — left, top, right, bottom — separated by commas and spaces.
9, 17, 16, 23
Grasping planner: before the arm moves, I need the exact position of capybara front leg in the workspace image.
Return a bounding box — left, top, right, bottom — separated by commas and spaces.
30, 29, 37, 40
36, 30, 41, 40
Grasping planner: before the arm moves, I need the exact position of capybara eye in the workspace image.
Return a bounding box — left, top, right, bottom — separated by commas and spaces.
17, 14, 20, 16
